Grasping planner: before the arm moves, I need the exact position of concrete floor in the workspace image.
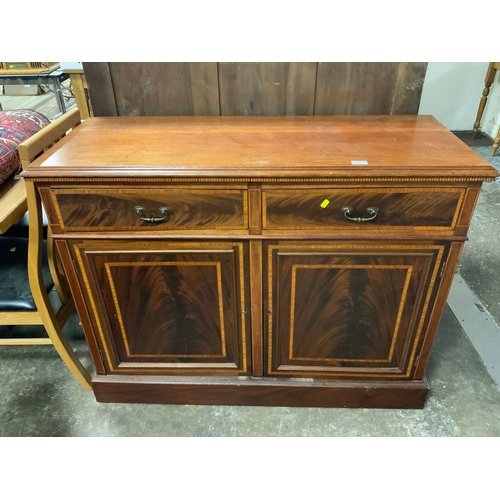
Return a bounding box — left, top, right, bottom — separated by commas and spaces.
457, 145, 500, 325
0, 140, 499, 437
1, 304, 500, 437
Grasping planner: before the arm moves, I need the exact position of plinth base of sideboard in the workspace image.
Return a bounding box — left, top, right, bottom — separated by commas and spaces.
92, 375, 430, 409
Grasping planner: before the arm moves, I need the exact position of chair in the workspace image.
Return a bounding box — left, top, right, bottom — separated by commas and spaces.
0, 108, 91, 390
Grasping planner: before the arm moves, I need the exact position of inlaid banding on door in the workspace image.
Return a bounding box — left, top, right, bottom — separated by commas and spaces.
267, 244, 445, 378
74, 241, 248, 374
289, 264, 413, 363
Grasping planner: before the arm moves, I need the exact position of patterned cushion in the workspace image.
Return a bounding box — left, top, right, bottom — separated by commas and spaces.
1, 109, 50, 130
0, 110, 50, 185
0, 137, 21, 183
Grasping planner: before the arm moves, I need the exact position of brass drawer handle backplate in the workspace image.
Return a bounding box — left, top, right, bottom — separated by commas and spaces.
134, 206, 171, 223
341, 206, 379, 222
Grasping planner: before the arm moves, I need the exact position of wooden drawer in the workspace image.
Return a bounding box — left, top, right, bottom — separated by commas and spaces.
263, 188, 465, 231
46, 188, 248, 232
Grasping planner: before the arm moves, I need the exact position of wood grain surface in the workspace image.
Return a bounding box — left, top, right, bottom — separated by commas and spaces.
51, 189, 247, 231
73, 241, 250, 375
264, 189, 464, 230
22, 114, 496, 407
82, 62, 427, 119
109, 63, 220, 116
267, 243, 443, 378
315, 62, 400, 115
82, 63, 118, 116
24, 116, 497, 181
92, 374, 430, 408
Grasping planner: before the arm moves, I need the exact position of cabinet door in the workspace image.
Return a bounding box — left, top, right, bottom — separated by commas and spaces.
266, 242, 445, 379
71, 241, 250, 375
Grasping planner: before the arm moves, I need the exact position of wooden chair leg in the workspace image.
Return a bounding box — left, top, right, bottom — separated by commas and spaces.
26, 182, 92, 390
472, 63, 497, 140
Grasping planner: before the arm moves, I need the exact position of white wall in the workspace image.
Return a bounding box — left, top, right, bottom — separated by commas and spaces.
419, 62, 500, 139
481, 68, 500, 139
419, 62, 486, 130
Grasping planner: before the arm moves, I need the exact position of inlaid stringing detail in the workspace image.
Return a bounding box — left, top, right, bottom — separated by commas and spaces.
267, 244, 444, 378
29, 176, 495, 183
238, 242, 248, 373
406, 246, 445, 375
75, 241, 247, 374
49, 188, 248, 232
288, 264, 413, 363
262, 187, 466, 231
451, 190, 466, 229
104, 262, 227, 358
75, 246, 113, 367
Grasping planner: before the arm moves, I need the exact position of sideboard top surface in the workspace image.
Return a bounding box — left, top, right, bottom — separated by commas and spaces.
24, 115, 498, 180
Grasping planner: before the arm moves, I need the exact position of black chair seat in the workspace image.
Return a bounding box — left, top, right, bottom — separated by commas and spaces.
1, 207, 49, 239
0, 236, 53, 311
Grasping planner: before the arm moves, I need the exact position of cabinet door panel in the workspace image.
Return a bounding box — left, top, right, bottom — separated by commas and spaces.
72, 241, 250, 375
267, 242, 445, 378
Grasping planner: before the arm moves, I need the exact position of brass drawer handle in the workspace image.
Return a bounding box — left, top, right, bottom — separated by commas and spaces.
134, 206, 171, 223
341, 206, 378, 222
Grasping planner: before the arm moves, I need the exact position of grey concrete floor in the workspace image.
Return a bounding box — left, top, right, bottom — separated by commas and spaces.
1, 303, 500, 436
457, 145, 500, 326
1, 137, 499, 437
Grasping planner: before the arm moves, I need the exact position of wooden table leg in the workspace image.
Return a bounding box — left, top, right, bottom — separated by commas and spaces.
472, 63, 497, 140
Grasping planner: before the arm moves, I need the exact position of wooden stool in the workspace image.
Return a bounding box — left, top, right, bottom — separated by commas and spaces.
472, 62, 500, 156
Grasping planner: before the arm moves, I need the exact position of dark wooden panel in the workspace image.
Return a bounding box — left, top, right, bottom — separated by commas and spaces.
286, 62, 317, 115
264, 189, 464, 230
51, 189, 247, 231
93, 374, 430, 408
107, 261, 225, 356
267, 243, 443, 378
82, 62, 118, 116
315, 62, 400, 115
108, 62, 219, 116
219, 62, 288, 115
289, 266, 410, 360
74, 241, 250, 375
83, 62, 427, 118
391, 62, 428, 114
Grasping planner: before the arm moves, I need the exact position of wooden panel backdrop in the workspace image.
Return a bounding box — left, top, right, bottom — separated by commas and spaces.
83, 62, 428, 117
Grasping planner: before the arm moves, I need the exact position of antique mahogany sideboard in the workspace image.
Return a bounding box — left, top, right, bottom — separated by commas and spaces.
23, 116, 498, 408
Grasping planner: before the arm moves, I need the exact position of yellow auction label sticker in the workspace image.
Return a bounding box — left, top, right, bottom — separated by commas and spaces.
320, 199, 330, 209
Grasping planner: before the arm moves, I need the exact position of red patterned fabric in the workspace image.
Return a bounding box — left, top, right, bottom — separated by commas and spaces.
0, 138, 21, 182
0, 110, 50, 185
1, 110, 50, 130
